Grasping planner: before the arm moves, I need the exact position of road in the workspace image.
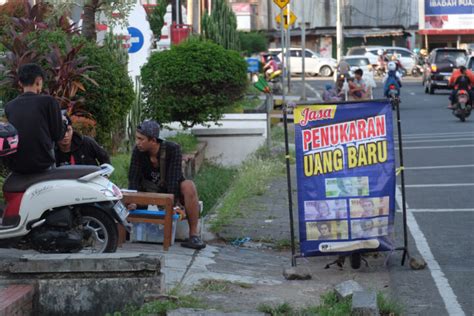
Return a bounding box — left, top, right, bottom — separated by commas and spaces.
291, 76, 474, 316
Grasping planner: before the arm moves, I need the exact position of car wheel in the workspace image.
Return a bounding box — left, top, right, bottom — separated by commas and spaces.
319, 66, 333, 77
429, 83, 435, 94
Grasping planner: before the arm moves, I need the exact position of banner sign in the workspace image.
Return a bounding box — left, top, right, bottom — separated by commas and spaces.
294, 101, 396, 257
424, 0, 474, 30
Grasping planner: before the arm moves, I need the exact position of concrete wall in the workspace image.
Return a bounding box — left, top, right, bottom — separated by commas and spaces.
162, 113, 268, 167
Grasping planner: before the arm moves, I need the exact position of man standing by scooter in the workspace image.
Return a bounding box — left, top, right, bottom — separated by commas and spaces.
4, 63, 65, 174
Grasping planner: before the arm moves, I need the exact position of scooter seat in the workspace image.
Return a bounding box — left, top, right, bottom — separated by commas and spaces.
3, 165, 101, 193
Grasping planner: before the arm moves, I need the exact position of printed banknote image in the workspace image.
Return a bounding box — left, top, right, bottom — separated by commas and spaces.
325, 176, 370, 198
304, 199, 347, 220
349, 197, 389, 218
351, 217, 389, 239
306, 220, 349, 241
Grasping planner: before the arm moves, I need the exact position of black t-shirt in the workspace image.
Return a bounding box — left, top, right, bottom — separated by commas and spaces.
5, 93, 63, 174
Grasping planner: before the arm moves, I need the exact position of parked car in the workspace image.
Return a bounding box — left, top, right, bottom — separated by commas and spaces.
422, 48, 468, 94
269, 48, 337, 77
347, 46, 417, 73
339, 55, 376, 98
346, 46, 382, 65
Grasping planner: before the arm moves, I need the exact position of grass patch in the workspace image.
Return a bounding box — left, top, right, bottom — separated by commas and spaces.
194, 162, 237, 217
258, 302, 294, 315
223, 97, 263, 113
257, 291, 402, 316
271, 124, 295, 144
112, 295, 206, 316
166, 133, 198, 154
378, 292, 404, 316
194, 279, 253, 293
209, 155, 285, 233
110, 153, 131, 189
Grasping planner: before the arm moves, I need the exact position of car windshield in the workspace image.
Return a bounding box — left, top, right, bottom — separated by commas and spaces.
435, 51, 467, 64
343, 58, 369, 67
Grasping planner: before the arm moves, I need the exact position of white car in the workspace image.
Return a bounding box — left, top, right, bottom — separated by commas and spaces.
347, 46, 417, 72
269, 48, 337, 77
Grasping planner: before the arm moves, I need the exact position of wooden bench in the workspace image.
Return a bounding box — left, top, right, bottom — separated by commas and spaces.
119, 191, 175, 251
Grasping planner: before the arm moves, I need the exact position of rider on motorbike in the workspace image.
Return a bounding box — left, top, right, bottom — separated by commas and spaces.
448, 64, 474, 109
263, 56, 278, 80
383, 61, 402, 98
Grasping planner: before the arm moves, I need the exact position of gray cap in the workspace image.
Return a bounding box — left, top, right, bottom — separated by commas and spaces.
137, 120, 160, 140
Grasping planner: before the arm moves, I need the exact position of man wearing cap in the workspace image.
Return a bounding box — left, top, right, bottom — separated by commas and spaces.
127, 120, 206, 250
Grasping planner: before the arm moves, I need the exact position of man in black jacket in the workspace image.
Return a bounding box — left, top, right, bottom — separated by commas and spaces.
127, 120, 205, 250
4, 64, 64, 174
55, 116, 110, 166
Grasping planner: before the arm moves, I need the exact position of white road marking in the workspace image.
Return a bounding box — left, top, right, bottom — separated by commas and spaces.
396, 187, 465, 316
397, 208, 474, 213
403, 164, 474, 170
305, 83, 322, 99
396, 138, 474, 144
404, 183, 474, 188
396, 144, 474, 150
397, 131, 474, 138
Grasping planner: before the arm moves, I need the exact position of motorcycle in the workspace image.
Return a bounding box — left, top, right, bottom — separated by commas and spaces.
451, 89, 472, 122
268, 69, 283, 94
387, 84, 400, 110
0, 164, 130, 253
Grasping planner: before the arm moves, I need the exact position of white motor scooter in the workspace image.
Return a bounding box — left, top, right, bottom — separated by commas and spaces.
0, 164, 130, 253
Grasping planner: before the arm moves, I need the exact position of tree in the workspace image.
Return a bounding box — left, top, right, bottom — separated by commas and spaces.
141, 37, 247, 128
45, 0, 135, 42
239, 31, 268, 56
148, 0, 168, 42
201, 0, 240, 51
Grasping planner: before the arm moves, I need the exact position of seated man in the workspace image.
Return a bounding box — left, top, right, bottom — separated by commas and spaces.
55, 115, 110, 166
127, 120, 205, 250
348, 69, 367, 100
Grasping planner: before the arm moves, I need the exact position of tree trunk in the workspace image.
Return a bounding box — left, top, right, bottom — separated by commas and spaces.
82, 0, 100, 42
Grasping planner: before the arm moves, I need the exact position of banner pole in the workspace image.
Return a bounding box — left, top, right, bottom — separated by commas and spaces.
283, 102, 296, 267
395, 100, 409, 266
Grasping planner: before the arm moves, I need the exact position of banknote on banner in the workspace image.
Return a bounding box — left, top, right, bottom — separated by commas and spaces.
294, 101, 396, 256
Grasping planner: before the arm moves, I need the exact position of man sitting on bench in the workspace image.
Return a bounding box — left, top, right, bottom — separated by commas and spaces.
127, 120, 206, 250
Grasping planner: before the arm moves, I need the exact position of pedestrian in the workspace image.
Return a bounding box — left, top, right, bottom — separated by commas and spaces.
4, 63, 65, 174
348, 68, 367, 100
55, 115, 110, 166
127, 120, 206, 250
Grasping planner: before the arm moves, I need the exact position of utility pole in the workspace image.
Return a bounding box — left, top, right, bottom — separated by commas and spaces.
301, 0, 306, 100
286, 2, 291, 93
336, 0, 344, 61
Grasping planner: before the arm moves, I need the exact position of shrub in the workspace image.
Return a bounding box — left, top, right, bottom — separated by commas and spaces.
76, 41, 134, 151
239, 31, 268, 56
141, 38, 247, 128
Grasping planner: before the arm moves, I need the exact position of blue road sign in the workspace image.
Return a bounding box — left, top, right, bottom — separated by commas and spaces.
128, 27, 144, 54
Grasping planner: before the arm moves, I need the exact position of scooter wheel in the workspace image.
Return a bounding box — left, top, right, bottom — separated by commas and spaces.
350, 253, 362, 269
460, 115, 466, 122
81, 207, 119, 253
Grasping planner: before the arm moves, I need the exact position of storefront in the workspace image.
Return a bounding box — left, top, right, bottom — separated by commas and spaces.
418, 0, 474, 51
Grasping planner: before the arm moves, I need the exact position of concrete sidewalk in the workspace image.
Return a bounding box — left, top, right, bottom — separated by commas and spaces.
118, 163, 398, 313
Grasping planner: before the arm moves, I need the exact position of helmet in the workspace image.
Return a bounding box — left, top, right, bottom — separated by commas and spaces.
420, 49, 428, 56
0, 122, 18, 157
456, 56, 466, 67
413, 48, 420, 54
390, 55, 398, 61
387, 61, 397, 71
377, 49, 383, 56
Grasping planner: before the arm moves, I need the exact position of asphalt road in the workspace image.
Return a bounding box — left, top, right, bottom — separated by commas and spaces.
293, 76, 474, 316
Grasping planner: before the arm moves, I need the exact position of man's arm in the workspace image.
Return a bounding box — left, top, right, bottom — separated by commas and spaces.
86, 137, 111, 165
165, 143, 183, 198
128, 148, 142, 190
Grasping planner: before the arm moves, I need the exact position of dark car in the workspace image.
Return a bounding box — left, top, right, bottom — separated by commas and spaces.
423, 48, 468, 94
